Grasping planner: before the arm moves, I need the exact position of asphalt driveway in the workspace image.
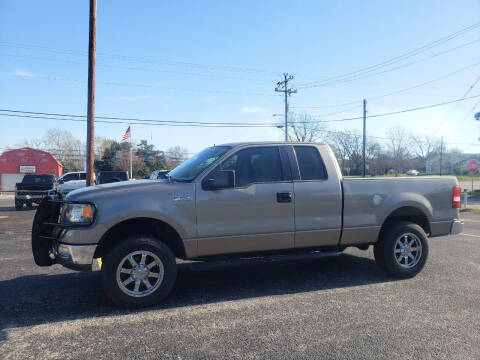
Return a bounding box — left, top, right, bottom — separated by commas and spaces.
0, 196, 479, 359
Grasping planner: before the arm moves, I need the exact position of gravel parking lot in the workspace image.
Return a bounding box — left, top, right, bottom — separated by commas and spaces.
1, 196, 479, 359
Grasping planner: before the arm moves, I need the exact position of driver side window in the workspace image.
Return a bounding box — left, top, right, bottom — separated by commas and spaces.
216, 146, 283, 187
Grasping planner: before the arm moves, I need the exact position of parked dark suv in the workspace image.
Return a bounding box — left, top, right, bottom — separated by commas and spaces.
96, 171, 129, 184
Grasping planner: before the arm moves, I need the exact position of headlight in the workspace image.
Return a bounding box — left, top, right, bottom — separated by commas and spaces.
60, 203, 95, 224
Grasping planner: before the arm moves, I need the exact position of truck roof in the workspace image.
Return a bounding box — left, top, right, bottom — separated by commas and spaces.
216, 141, 326, 148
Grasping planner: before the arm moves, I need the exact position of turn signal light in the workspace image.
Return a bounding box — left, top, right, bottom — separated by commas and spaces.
452, 186, 461, 208
82, 204, 94, 219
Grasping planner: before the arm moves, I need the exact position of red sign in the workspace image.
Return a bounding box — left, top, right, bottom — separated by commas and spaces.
468, 159, 478, 173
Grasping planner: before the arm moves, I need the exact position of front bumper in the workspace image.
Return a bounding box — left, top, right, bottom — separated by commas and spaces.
16, 194, 44, 201
32, 197, 99, 271
51, 242, 97, 271
450, 219, 464, 235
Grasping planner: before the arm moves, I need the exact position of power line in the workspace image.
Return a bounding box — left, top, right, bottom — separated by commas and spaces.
291, 100, 362, 109
2, 94, 480, 130
368, 61, 480, 101
0, 42, 344, 81
0, 53, 274, 83
448, 98, 480, 139
14, 74, 278, 98
294, 61, 480, 109
0, 113, 276, 128
305, 104, 363, 118
297, 21, 480, 88
8, 40, 478, 106
431, 73, 480, 135
0, 41, 282, 76
0, 109, 276, 126
299, 37, 480, 89
291, 93, 480, 123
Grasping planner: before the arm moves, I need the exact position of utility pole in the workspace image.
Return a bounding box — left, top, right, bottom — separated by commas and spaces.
86, 0, 97, 187
275, 73, 297, 142
439, 136, 443, 176
362, 99, 367, 177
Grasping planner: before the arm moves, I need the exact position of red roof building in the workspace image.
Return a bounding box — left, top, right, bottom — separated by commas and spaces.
0, 148, 62, 193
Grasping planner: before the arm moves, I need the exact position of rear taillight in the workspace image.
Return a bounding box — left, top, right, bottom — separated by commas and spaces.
452, 186, 461, 208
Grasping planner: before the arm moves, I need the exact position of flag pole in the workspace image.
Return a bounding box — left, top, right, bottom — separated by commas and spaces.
130, 129, 133, 180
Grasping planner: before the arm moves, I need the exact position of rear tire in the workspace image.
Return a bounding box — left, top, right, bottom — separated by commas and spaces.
374, 221, 428, 278
14, 198, 23, 211
101, 235, 177, 308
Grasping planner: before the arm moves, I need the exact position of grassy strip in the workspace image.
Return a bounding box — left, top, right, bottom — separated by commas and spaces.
456, 176, 480, 182
460, 208, 480, 213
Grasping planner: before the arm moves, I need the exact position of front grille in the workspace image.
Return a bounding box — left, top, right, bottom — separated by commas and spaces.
17, 191, 48, 196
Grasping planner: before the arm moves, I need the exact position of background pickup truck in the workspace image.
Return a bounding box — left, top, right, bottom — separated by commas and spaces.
32, 142, 463, 308
55, 171, 92, 195
15, 174, 54, 210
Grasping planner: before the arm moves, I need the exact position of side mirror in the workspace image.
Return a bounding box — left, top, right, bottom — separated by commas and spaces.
58, 179, 64, 184
203, 170, 234, 190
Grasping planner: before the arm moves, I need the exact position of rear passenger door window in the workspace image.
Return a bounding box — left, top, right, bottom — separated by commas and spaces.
294, 146, 327, 180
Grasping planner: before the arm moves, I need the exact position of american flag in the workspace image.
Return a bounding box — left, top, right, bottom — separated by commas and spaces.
122, 126, 131, 141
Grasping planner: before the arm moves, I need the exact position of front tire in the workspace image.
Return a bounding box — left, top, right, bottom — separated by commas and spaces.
14, 198, 23, 211
374, 221, 429, 278
101, 235, 177, 308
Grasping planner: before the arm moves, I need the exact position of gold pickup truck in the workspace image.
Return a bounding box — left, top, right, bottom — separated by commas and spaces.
32, 142, 463, 308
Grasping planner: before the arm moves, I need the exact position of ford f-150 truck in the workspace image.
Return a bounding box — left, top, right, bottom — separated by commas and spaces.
32, 142, 463, 307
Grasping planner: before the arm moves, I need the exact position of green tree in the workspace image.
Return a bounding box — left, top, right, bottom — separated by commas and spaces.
135, 140, 168, 176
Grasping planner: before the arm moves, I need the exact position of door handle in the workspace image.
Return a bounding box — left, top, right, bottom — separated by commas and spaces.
276, 192, 292, 203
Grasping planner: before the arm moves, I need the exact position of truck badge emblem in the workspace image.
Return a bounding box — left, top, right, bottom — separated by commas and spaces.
173, 194, 192, 201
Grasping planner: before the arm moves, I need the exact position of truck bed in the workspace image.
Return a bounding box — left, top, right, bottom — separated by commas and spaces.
341, 176, 459, 244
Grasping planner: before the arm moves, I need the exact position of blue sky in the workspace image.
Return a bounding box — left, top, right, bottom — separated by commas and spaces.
1, 0, 480, 154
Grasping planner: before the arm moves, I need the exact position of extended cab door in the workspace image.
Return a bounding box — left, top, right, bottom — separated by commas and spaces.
195, 145, 295, 257
291, 145, 343, 248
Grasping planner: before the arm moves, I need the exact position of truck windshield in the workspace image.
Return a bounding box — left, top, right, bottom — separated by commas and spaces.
168, 146, 231, 182
22, 175, 54, 184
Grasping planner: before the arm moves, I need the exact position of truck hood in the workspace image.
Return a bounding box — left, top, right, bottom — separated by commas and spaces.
56, 179, 86, 190
66, 179, 184, 202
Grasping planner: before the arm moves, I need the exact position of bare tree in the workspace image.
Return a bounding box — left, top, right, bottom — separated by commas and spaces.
409, 134, 441, 171
386, 127, 411, 175
19, 137, 45, 149
366, 141, 388, 176
166, 146, 189, 168
328, 130, 363, 175
43, 128, 82, 152
19, 128, 84, 170
283, 113, 328, 142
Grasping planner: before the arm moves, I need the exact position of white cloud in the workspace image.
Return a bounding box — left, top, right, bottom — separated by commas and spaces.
241, 106, 266, 114
10, 69, 37, 78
